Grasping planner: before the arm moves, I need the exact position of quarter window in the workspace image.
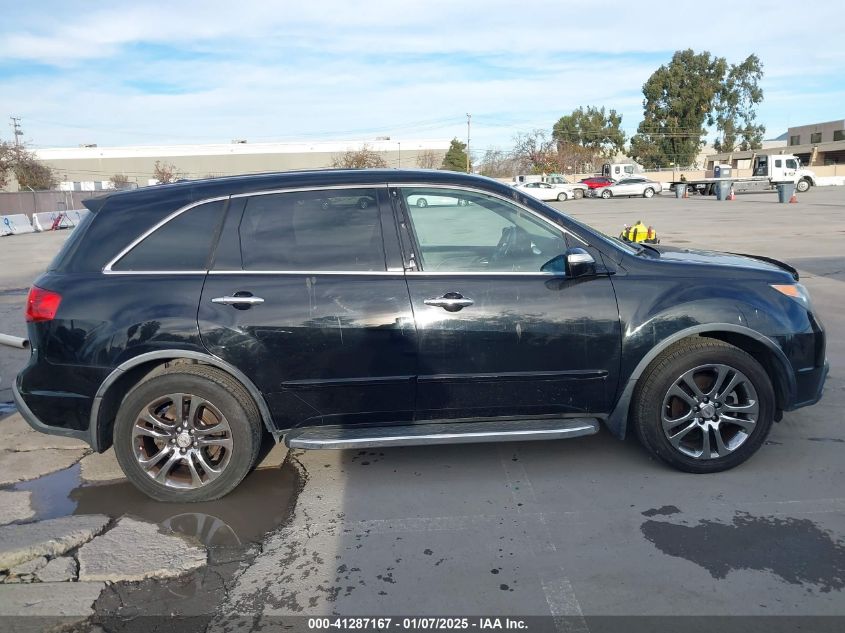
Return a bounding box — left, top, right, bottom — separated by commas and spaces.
400, 187, 568, 273
238, 189, 384, 271
112, 200, 225, 271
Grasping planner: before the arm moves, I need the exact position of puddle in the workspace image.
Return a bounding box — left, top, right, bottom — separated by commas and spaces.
12, 451, 302, 546
641, 512, 845, 592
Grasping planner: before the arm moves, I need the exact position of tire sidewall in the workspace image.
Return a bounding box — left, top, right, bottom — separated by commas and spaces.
636, 345, 775, 473
113, 372, 258, 502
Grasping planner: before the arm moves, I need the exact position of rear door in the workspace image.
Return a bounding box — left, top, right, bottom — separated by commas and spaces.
198, 186, 417, 431
392, 185, 621, 422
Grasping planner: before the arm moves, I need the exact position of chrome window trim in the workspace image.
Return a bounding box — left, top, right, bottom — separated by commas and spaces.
208, 270, 404, 276
103, 195, 230, 273
389, 182, 588, 246
102, 184, 389, 274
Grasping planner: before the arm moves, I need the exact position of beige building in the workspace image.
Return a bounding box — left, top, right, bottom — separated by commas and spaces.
707, 119, 845, 170
27, 138, 450, 192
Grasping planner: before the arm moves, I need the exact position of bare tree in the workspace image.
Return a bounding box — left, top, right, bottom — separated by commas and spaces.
511, 130, 559, 173
0, 142, 15, 190
416, 149, 439, 169
152, 160, 184, 184
330, 144, 388, 169
478, 148, 520, 178
109, 173, 131, 189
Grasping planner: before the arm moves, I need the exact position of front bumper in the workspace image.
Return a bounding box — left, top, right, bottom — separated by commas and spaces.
788, 360, 829, 410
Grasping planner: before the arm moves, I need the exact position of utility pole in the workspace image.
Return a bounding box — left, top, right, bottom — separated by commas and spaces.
10, 116, 23, 148
466, 113, 471, 173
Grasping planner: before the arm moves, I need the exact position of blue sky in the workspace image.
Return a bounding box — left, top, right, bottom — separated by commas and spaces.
1, 0, 843, 156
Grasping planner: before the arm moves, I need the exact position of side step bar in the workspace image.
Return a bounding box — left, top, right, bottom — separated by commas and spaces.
285, 418, 600, 450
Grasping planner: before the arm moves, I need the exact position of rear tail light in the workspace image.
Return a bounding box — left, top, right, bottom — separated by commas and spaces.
25, 286, 62, 322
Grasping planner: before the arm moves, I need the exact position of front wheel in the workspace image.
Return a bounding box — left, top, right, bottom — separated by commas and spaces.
796, 179, 811, 193
601, 189, 612, 199
632, 339, 774, 473
643, 187, 654, 198
113, 365, 263, 502
557, 192, 568, 202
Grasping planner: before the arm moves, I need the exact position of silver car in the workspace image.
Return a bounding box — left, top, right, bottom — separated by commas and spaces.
598, 177, 663, 199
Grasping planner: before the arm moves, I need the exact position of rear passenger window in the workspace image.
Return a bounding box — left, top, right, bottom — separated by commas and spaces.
238, 189, 384, 271
112, 200, 225, 271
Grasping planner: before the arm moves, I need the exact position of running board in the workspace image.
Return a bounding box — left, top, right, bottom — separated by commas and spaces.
284, 418, 600, 450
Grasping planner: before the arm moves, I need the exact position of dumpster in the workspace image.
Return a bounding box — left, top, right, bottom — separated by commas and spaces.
674, 184, 685, 199
716, 181, 732, 201
777, 183, 795, 203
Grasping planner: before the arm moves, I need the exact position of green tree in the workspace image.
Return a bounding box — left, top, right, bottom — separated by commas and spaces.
552, 106, 626, 158
629, 49, 727, 168
713, 54, 765, 152
441, 138, 470, 172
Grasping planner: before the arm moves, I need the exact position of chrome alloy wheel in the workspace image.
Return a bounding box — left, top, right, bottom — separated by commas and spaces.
661, 364, 759, 459
131, 393, 234, 489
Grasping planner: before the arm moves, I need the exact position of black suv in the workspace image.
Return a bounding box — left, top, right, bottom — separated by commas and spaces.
15, 170, 827, 501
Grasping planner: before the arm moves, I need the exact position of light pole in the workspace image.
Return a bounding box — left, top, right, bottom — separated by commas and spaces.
398, 141, 401, 168
466, 113, 471, 173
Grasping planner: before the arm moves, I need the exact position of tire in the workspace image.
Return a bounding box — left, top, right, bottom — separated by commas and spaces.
358, 197, 370, 209
557, 192, 568, 202
573, 189, 584, 200
643, 187, 654, 198
601, 189, 612, 199
416, 198, 428, 208
113, 365, 263, 502
632, 338, 774, 473
796, 179, 811, 193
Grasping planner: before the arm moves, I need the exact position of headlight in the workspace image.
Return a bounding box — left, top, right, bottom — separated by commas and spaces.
771, 283, 812, 308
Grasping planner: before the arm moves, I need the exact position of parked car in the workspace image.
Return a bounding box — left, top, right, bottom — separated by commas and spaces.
407, 193, 470, 207
16, 169, 827, 501
513, 181, 574, 202
579, 176, 615, 192
598, 177, 663, 198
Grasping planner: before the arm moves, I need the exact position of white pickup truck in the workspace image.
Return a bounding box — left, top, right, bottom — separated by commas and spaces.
672, 154, 816, 195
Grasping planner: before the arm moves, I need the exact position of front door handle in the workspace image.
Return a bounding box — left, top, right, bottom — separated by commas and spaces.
212, 295, 265, 307
424, 293, 474, 312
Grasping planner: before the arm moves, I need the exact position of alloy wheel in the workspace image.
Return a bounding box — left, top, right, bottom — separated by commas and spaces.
131, 393, 234, 489
661, 364, 759, 459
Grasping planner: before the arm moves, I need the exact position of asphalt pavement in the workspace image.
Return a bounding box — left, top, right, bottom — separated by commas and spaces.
0, 186, 843, 629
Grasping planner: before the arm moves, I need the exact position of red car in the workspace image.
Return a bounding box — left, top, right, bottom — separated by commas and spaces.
579, 176, 615, 190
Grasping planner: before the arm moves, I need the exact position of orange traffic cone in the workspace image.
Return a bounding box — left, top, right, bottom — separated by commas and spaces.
728, 186, 736, 201
789, 189, 798, 203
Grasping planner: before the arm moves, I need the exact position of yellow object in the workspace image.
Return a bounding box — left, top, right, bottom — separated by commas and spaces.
621, 220, 650, 243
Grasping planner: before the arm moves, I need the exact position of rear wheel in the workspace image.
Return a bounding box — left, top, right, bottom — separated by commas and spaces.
357, 197, 370, 209
643, 187, 654, 198
573, 189, 584, 200
632, 339, 774, 473
113, 365, 263, 502
416, 198, 428, 208
557, 192, 568, 202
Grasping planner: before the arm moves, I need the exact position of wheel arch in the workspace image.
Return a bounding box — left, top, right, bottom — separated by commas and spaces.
604, 324, 796, 440
89, 349, 278, 452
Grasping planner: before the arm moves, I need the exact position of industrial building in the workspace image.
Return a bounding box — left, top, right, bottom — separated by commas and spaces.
27, 138, 450, 191
706, 119, 845, 171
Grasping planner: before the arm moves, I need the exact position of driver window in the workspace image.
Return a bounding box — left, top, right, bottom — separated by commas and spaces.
400, 187, 568, 273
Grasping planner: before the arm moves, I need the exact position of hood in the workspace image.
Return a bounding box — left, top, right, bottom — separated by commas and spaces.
649, 245, 799, 280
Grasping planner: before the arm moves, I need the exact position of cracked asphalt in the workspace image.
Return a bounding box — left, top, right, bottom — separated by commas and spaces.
1, 187, 843, 629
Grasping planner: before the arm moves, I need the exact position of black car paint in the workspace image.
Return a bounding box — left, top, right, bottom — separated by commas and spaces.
14, 169, 827, 450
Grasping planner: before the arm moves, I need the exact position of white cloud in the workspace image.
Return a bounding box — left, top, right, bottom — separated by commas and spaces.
1, 0, 842, 149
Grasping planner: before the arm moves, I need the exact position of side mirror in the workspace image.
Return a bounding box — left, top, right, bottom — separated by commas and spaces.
541, 248, 596, 277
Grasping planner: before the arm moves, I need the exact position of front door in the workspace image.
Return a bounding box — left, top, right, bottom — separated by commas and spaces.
393, 185, 621, 422
198, 186, 417, 431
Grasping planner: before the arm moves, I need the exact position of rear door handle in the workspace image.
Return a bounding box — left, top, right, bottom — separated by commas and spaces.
424, 294, 474, 311
212, 295, 265, 306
